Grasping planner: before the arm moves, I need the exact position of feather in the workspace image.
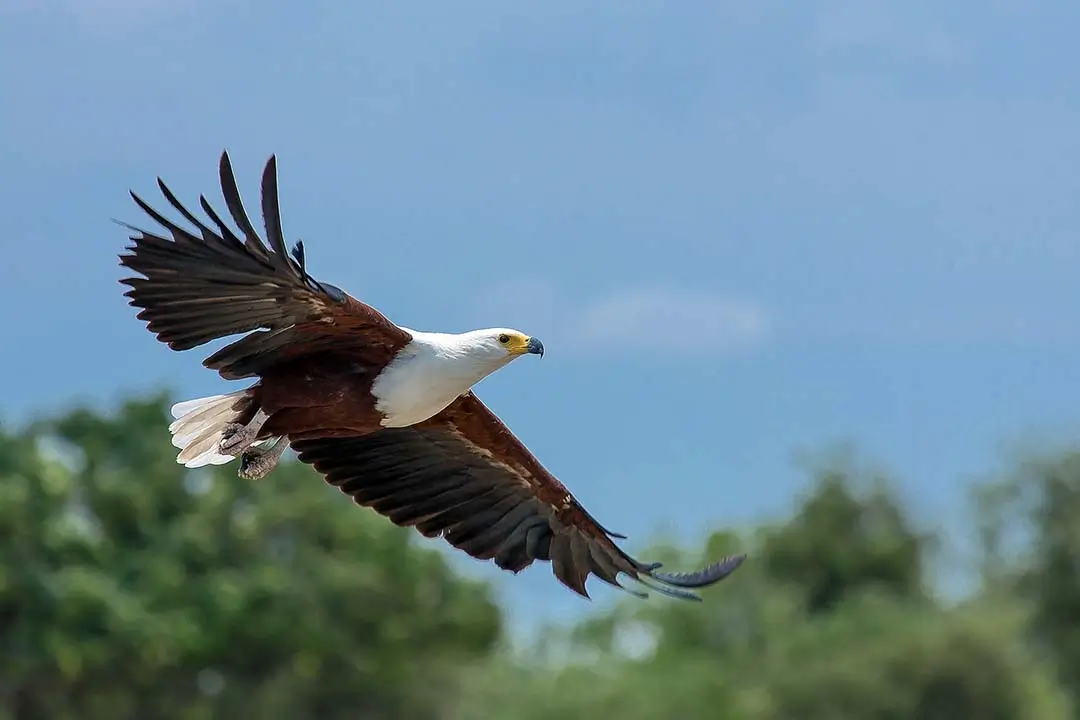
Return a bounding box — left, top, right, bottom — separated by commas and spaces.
291, 394, 746, 601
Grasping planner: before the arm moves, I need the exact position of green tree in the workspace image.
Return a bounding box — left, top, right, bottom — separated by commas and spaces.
760, 593, 1068, 720
998, 450, 1080, 711
0, 393, 501, 719
761, 458, 931, 614
455, 458, 1070, 720
5, 391, 1076, 720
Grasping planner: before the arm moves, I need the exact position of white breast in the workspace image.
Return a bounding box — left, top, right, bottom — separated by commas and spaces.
370, 333, 507, 428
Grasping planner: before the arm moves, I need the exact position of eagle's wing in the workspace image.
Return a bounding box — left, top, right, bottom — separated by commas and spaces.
291, 392, 745, 600
119, 151, 412, 380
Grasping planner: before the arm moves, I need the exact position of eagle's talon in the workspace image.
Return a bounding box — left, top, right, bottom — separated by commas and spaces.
219, 424, 254, 455
238, 437, 287, 480
219, 410, 270, 456
219, 422, 245, 448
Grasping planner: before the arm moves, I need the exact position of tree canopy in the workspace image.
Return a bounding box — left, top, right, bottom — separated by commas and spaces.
2, 392, 1078, 719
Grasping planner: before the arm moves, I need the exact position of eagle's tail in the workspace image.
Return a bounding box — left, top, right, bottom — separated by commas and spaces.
168, 390, 250, 468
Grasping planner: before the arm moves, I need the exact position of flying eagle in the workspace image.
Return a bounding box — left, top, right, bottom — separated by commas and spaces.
117, 151, 745, 601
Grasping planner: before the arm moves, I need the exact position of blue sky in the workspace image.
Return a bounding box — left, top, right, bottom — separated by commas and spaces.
3, 1, 1080, 633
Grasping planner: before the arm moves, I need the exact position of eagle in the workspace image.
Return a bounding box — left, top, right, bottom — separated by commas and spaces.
117, 151, 745, 601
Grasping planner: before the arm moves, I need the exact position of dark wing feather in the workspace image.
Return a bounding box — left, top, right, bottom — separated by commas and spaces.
291, 392, 745, 600
118, 151, 412, 379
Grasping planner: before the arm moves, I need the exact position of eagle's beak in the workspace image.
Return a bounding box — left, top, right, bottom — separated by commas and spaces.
525, 336, 545, 357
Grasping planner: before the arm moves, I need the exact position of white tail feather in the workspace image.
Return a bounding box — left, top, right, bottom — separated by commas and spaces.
169, 391, 247, 468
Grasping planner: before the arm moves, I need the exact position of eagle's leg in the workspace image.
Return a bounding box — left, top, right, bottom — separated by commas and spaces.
219, 409, 270, 455
238, 437, 288, 481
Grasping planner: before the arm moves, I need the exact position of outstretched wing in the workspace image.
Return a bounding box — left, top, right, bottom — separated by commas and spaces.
291, 392, 745, 600
119, 151, 412, 380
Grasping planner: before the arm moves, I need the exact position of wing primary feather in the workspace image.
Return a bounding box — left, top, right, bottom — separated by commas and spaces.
566, 532, 595, 596
634, 576, 705, 602
584, 544, 625, 588
291, 240, 307, 276
128, 191, 196, 245
258, 155, 296, 276
647, 554, 747, 588
616, 583, 651, 600
548, 534, 587, 598
289, 238, 343, 299
156, 178, 221, 246
217, 150, 267, 255
197, 193, 255, 256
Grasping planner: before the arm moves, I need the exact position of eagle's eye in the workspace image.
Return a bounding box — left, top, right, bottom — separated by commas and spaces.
498, 334, 511, 344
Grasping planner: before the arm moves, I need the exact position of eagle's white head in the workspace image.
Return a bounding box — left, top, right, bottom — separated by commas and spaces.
450, 328, 545, 361
372, 326, 544, 427
430, 327, 545, 384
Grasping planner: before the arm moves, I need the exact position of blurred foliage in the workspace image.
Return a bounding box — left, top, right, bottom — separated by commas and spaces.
0, 393, 500, 719
3, 392, 1080, 719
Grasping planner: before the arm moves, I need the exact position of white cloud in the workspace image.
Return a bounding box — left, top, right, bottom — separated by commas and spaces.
469, 280, 769, 359
570, 286, 768, 354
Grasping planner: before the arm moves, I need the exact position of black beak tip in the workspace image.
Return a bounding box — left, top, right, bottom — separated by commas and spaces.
527, 337, 545, 357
